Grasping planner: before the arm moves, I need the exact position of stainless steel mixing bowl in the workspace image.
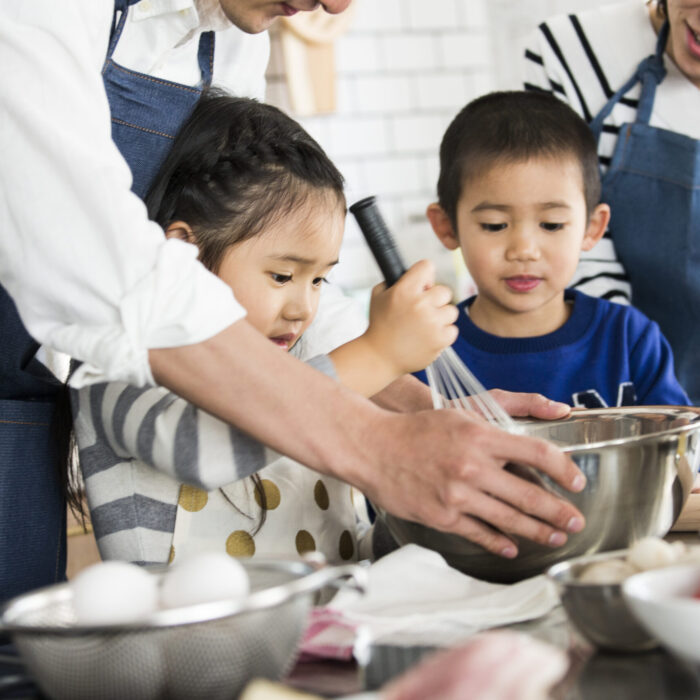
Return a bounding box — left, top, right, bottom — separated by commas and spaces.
0, 557, 366, 700
375, 406, 700, 583
547, 549, 657, 652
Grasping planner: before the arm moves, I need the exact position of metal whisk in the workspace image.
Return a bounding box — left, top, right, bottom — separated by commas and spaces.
349, 196, 518, 433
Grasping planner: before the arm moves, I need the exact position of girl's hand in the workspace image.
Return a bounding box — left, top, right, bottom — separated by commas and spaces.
364, 259, 458, 376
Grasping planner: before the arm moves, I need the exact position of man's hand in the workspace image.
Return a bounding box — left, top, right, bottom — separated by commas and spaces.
357, 407, 585, 558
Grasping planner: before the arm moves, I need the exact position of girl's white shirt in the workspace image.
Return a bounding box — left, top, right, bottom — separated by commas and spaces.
0, 2, 271, 388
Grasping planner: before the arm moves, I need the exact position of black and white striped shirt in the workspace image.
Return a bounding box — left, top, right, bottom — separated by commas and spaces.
523, 0, 700, 304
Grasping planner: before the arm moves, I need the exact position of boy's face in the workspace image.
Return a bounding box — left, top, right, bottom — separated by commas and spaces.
216, 193, 344, 351
428, 156, 609, 337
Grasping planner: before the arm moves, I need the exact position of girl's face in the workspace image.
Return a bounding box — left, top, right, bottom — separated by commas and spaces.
216, 194, 345, 351
662, 1, 700, 88
449, 157, 608, 337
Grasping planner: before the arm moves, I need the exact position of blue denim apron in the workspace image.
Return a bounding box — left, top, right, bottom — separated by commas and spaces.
590, 22, 700, 404
0, 295, 65, 603
103, 0, 215, 199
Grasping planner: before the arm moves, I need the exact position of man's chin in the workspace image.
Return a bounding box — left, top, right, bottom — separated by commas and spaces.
218, 5, 277, 34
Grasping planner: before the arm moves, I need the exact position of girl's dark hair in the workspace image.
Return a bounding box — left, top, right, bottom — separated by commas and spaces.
657, 0, 667, 18
437, 90, 601, 226
146, 88, 345, 273
146, 88, 345, 534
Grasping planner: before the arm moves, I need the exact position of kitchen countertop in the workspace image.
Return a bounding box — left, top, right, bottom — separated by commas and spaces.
284, 531, 700, 699
286, 608, 700, 699
3, 531, 700, 699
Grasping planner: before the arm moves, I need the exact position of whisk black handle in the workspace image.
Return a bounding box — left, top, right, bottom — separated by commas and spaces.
349, 196, 406, 287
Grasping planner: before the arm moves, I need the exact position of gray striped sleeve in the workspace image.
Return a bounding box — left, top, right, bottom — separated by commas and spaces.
78, 352, 338, 490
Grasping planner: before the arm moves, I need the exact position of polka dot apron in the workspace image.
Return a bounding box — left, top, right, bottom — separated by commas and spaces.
170, 457, 360, 565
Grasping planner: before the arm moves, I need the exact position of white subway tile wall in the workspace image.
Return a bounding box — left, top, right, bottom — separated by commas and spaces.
265, 0, 622, 298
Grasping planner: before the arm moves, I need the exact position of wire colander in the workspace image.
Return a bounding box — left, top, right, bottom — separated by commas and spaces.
0, 557, 366, 700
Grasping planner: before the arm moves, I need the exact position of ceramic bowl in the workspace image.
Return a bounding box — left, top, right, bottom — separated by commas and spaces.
622, 563, 700, 664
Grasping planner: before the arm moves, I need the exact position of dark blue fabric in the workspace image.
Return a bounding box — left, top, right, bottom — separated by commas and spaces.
102, 2, 215, 198
0, 399, 65, 603
589, 22, 700, 404
0, 286, 65, 603
414, 289, 690, 408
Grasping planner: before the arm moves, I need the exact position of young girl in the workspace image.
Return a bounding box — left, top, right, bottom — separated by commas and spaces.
71, 89, 457, 566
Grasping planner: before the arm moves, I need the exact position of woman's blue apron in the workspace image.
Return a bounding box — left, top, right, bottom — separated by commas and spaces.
0, 0, 214, 602
590, 22, 700, 404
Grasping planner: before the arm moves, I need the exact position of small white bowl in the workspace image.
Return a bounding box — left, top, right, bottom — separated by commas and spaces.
622, 564, 700, 663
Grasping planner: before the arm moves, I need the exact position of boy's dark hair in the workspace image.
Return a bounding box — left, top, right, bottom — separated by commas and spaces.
146, 88, 345, 273
437, 90, 601, 226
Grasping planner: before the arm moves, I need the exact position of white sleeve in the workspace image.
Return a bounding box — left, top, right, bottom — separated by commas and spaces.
0, 3, 246, 387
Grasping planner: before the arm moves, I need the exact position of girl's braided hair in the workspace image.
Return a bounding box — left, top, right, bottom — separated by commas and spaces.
145, 89, 344, 534
146, 88, 345, 273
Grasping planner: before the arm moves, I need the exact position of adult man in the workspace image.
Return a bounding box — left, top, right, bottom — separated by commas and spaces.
0, 1, 585, 598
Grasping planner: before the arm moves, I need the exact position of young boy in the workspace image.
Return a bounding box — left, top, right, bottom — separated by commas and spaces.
422, 90, 689, 408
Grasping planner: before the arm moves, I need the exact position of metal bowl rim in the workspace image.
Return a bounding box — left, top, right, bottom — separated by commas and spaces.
546, 548, 631, 587
0, 558, 364, 635
518, 405, 700, 453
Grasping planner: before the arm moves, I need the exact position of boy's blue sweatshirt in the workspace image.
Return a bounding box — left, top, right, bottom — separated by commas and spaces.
416, 289, 690, 408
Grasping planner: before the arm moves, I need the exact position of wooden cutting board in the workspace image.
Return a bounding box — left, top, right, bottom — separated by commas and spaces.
672, 493, 700, 531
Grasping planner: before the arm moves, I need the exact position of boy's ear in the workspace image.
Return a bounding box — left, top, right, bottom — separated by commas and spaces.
581, 203, 611, 252
164, 221, 197, 246
426, 203, 460, 251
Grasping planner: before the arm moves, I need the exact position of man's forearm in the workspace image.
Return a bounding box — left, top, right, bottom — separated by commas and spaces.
149, 318, 382, 487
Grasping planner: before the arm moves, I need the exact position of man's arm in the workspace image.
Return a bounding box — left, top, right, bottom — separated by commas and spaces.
150, 319, 586, 558
0, 4, 246, 387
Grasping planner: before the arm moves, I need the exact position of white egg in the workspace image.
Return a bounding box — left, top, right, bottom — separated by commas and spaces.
627, 536, 678, 571
72, 561, 159, 625
160, 551, 250, 609
578, 558, 638, 585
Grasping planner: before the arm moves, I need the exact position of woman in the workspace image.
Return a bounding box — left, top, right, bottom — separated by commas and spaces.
524, 0, 700, 404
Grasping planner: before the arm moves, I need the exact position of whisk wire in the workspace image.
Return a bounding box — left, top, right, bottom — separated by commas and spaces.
349, 195, 519, 434
431, 348, 518, 433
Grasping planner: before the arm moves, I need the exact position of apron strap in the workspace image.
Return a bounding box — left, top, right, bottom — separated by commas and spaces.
197, 32, 216, 86
636, 21, 668, 124
107, 0, 140, 60
590, 21, 669, 138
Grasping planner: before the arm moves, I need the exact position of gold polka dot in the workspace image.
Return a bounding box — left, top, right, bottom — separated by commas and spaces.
226, 530, 256, 557
168, 545, 175, 564
295, 530, 316, 556
339, 530, 354, 561
178, 485, 208, 512
254, 479, 281, 510
314, 480, 329, 510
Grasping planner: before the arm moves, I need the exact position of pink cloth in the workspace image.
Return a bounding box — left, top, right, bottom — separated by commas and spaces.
298, 608, 359, 662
